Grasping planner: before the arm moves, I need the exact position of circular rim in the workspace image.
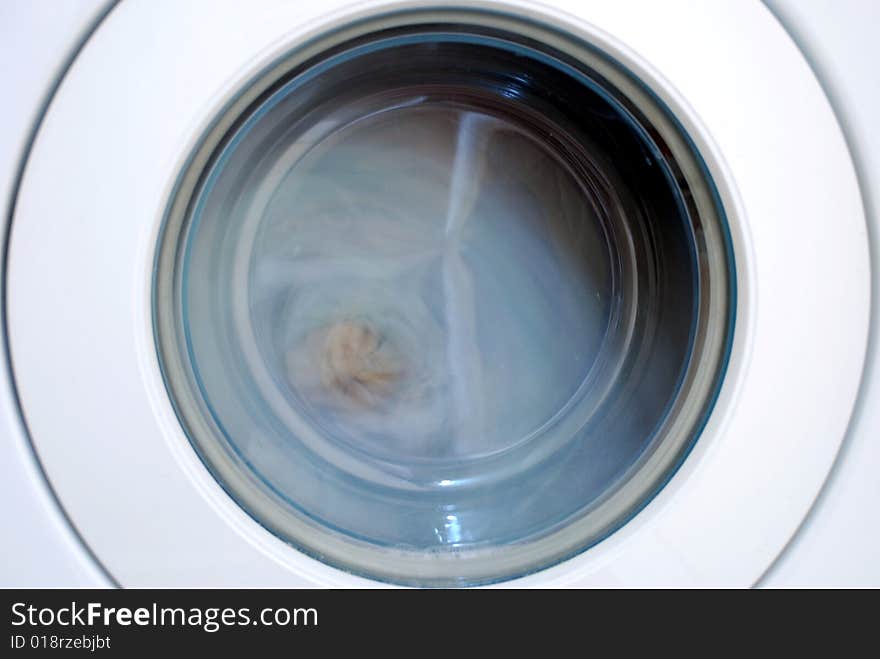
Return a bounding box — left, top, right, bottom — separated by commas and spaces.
6, 0, 869, 586
153, 19, 734, 586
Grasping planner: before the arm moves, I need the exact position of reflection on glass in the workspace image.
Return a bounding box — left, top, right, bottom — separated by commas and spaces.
158, 30, 731, 584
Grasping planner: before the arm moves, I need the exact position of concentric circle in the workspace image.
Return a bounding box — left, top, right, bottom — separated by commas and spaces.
11, 0, 866, 588
154, 14, 733, 586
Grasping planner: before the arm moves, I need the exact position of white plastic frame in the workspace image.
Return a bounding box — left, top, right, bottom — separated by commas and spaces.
7, 0, 869, 586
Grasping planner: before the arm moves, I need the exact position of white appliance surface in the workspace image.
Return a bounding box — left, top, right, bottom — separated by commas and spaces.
759, 0, 880, 587
0, 0, 114, 587
0, 0, 876, 587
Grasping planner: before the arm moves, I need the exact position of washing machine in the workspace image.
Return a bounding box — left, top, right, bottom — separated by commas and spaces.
1, 0, 875, 587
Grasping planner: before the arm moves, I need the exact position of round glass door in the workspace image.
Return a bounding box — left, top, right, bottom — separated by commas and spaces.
154, 22, 734, 585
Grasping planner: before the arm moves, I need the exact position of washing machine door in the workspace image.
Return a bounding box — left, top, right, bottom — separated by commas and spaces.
6, 0, 869, 586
